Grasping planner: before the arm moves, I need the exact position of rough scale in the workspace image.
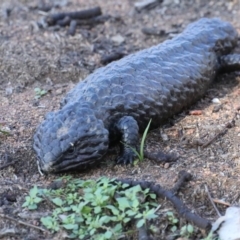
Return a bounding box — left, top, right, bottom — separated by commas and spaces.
33, 18, 240, 173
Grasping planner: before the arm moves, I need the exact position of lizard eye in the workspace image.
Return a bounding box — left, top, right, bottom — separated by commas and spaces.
67, 146, 75, 154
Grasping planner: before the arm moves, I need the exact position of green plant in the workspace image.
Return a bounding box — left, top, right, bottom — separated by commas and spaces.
165, 212, 197, 238
0, 128, 10, 135
34, 87, 47, 99
166, 211, 179, 225
0, 124, 10, 135
166, 211, 179, 233
180, 224, 194, 238
22, 185, 43, 210
22, 177, 158, 239
123, 119, 152, 163
202, 231, 219, 240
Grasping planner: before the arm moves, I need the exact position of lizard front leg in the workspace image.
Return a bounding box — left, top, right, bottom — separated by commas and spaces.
114, 116, 139, 164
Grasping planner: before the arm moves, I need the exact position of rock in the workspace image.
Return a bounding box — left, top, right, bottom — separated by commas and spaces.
164, 163, 170, 168
111, 35, 125, 45
160, 130, 169, 141
212, 98, 221, 104
212, 104, 222, 113
56, 88, 63, 95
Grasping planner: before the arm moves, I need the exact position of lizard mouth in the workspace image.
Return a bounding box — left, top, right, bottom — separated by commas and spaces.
37, 153, 100, 174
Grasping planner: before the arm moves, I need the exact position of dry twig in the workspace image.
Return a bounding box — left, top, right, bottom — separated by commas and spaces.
118, 171, 211, 231
204, 185, 221, 217
144, 150, 178, 163
0, 213, 49, 233
134, 0, 162, 11
101, 51, 125, 65
0, 160, 18, 170
212, 198, 231, 207
202, 116, 236, 148
46, 6, 102, 25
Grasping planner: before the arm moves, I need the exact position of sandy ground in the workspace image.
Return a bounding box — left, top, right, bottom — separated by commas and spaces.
0, 0, 240, 239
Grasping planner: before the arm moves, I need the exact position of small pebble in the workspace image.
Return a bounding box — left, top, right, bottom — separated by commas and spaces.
56, 88, 63, 95
160, 130, 169, 141
111, 35, 125, 45
212, 98, 221, 104
212, 104, 222, 113
5, 87, 13, 95
164, 163, 170, 169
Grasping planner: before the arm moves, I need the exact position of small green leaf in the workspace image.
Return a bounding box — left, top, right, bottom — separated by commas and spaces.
82, 206, 92, 214
84, 192, 95, 200
172, 218, 178, 224
134, 213, 143, 219
99, 215, 111, 224
94, 206, 101, 214
167, 212, 173, 217
41, 216, 59, 231
90, 228, 96, 235
22, 202, 28, 208
113, 223, 122, 233
149, 193, 156, 199
28, 203, 38, 210
187, 224, 194, 233
52, 197, 63, 206
116, 197, 131, 210
34, 87, 41, 92
41, 216, 53, 226
22, 196, 31, 206
110, 216, 117, 222
104, 230, 112, 239
34, 196, 43, 204
63, 224, 78, 230
144, 208, 158, 220
121, 183, 129, 188
171, 225, 177, 232
123, 217, 131, 223
0, 128, 10, 135
106, 205, 119, 215
29, 186, 39, 197
132, 199, 140, 208
126, 209, 137, 216
136, 219, 145, 228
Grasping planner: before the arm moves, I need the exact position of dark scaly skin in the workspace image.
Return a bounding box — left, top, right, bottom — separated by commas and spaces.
33, 18, 240, 173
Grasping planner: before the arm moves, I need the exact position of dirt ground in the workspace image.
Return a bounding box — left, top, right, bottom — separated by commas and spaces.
0, 0, 240, 239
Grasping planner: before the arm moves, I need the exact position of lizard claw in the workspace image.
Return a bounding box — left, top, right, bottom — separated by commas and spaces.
116, 150, 136, 165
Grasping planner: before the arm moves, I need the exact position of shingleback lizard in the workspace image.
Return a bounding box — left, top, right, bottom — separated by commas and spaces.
33, 18, 240, 173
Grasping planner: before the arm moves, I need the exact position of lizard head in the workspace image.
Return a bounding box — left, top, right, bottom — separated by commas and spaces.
184, 18, 238, 54
33, 103, 109, 173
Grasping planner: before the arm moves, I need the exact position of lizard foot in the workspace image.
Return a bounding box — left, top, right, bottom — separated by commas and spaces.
116, 149, 136, 165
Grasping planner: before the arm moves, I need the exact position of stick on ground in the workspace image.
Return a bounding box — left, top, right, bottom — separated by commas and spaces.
0, 160, 18, 170
0, 213, 49, 233
144, 150, 178, 163
205, 184, 221, 217
117, 171, 211, 230
46, 6, 102, 25
202, 116, 236, 148
101, 51, 125, 65
67, 20, 77, 36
